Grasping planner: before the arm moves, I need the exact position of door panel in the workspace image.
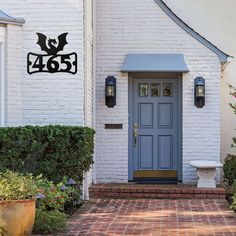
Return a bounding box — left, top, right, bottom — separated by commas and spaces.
139, 135, 154, 169
132, 77, 179, 182
139, 103, 153, 127
158, 135, 173, 169
158, 103, 173, 128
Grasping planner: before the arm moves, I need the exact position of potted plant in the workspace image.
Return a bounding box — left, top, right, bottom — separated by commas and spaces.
0, 171, 38, 236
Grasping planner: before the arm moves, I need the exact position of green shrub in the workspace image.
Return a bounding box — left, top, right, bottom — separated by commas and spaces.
0, 125, 95, 183
0, 126, 93, 234
224, 85, 236, 210
35, 176, 80, 211
34, 176, 80, 234
224, 154, 236, 187
232, 196, 236, 210
230, 180, 236, 210
0, 171, 38, 201
33, 208, 67, 234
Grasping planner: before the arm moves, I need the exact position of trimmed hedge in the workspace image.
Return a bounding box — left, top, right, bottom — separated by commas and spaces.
0, 125, 95, 183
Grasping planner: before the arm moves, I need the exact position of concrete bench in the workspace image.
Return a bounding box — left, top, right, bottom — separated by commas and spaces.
189, 160, 223, 188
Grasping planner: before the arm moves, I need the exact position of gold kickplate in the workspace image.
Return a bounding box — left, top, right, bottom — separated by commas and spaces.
133, 170, 177, 178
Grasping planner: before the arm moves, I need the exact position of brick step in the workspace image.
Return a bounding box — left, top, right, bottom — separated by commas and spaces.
89, 184, 225, 199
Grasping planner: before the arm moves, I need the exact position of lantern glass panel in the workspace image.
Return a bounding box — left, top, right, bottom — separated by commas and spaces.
106, 85, 115, 96
196, 85, 204, 97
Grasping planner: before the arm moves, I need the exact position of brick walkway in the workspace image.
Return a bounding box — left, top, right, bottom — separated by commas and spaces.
51, 198, 236, 236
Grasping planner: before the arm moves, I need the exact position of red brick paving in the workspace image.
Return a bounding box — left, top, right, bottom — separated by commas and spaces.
41, 198, 236, 236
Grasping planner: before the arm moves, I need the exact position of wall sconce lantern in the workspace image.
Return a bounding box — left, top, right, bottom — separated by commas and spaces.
105, 76, 116, 108
194, 77, 205, 108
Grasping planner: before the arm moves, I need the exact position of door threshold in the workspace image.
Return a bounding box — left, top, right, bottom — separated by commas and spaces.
132, 177, 178, 184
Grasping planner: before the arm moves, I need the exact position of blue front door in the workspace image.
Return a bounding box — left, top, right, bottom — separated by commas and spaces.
130, 76, 181, 182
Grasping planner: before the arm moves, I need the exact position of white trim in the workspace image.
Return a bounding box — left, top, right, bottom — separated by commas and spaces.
0, 41, 5, 127
222, 56, 234, 71
82, 0, 87, 201
84, 0, 88, 127
83, 0, 91, 201
0, 19, 24, 26
92, 0, 97, 185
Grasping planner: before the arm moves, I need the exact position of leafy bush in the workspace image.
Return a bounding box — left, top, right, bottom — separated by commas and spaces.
224, 85, 236, 210
36, 176, 70, 211
0, 171, 38, 201
232, 196, 236, 210
33, 176, 81, 234
33, 208, 67, 234
229, 180, 236, 210
0, 125, 95, 183
229, 84, 236, 114
35, 176, 80, 211
224, 154, 236, 187
224, 85, 236, 189
0, 125, 93, 234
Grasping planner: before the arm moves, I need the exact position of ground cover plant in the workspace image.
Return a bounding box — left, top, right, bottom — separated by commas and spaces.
0, 125, 95, 234
33, 176, 80, 234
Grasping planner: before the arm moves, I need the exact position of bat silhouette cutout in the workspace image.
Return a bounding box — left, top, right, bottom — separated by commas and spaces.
36, 32, 68, 55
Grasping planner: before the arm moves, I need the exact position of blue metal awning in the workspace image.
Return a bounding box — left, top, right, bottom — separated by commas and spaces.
121, 54, 189, 73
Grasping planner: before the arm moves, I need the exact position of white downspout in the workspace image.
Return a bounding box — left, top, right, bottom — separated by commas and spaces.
83, 0, 97, 200
83, 0, 90, 201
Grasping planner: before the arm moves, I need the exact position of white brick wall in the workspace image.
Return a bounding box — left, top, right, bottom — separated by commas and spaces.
0, 26, 6, 126
5, 24, 23, 126
1, 0, 85, 126
84, 0, 94, 187
1, 0, 94, 198
84, 0, 94, 128
95, 0, 221, 183
1, 0, 222, 184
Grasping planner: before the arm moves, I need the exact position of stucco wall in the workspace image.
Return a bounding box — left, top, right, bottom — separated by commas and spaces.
1, 0, 85, 126
164, 0, 236, 162
95, 0, 222, 183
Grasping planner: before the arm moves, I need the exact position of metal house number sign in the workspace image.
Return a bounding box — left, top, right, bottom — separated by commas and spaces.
27, 33, 77, 74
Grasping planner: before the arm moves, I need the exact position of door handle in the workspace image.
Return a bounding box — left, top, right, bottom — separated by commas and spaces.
133, 123, 138, 147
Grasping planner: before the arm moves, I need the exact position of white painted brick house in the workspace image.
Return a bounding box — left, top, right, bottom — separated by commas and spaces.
0, 0, 232, 196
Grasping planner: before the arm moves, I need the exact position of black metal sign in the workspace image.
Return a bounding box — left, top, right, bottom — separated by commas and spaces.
27, 33, 77, 74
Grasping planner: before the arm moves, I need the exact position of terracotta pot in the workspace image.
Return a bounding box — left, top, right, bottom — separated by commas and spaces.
0, 199, 36, 236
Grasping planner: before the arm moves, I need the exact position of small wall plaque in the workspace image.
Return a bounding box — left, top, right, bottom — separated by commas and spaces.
105, 124, 123, 129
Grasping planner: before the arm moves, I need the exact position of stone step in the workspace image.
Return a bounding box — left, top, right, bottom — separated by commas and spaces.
89, 184, 225, 199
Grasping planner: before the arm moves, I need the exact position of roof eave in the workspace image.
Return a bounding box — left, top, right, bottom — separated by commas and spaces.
0, 18, 25, 25
222, 56, 234, 70
0, 10, 25, 25
154, 0, 232, 64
